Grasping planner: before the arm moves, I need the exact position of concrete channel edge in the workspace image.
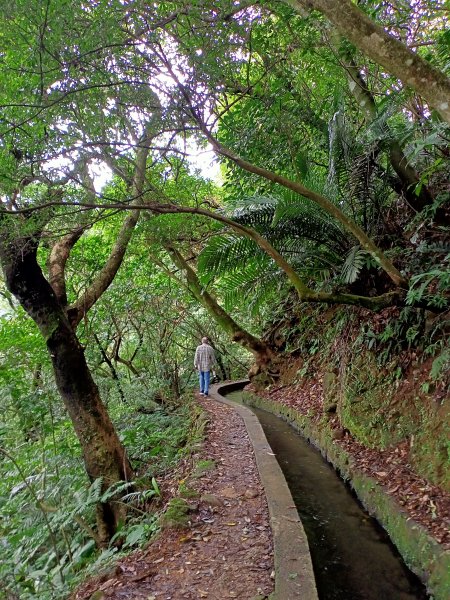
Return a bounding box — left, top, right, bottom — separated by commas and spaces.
240, 388, 450, 600
210, 380, 318, 600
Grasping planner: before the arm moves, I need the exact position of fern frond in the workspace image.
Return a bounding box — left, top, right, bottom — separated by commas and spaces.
247, 269, 287, 317
198, 234, 264, 284
341, 246, 368, 283
219, 257, 273, 311
232, 193, 349, 252
86, 478, 103, 505
100, 480, 134, 503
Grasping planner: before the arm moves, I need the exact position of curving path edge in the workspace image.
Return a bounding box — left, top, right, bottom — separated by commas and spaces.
210, 380, 318, 600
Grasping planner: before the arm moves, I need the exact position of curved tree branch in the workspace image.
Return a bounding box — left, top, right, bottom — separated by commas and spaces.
200, 131, 408, 288
158, 57, 407, 288
165, 244, 274, 359
68, 125, 153, 327
2, 198, 418, 311
285, 0, 450, 125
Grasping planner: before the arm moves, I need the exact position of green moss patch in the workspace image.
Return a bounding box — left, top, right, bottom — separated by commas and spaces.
159, 498, 191, 530
191, 459, 216, 478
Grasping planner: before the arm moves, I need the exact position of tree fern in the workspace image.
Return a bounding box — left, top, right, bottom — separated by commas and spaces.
246, 269, 287, 317
233, 193, 349, 252
325, 104, 393, 233
198, 192, 351, 301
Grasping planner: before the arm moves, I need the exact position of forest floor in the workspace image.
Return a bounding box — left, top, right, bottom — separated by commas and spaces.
73, 395, 274, 600
73, 377, 449, 600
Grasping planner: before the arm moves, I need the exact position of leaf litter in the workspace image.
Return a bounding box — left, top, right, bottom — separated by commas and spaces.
73, 396, 274, 600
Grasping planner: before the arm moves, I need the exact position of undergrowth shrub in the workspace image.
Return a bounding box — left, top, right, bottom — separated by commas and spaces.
0, 388, 200, 600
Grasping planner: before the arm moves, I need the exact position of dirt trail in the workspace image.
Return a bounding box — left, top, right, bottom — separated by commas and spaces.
73, 396, 274, 600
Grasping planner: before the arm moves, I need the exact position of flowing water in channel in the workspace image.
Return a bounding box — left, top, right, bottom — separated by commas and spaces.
224, 391, 429, 600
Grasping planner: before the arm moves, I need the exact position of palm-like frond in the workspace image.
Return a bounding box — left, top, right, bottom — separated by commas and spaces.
246, 269, 286, 317
197, 191, 352, 315
197, 223, 286, 315
232, 193, 349, 252
325, 106, 393, 233
220, 258, 277, 313
197, 234, 267, 285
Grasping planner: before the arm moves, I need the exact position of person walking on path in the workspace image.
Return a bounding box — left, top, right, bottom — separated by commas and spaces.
194, 337, 216, 396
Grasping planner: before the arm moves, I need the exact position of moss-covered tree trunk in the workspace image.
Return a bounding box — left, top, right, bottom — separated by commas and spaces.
0, 226, 133, 546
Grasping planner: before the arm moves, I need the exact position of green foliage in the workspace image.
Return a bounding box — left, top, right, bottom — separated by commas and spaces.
0, 380, 200, 599
0, 2, 450, 597
406, 255, 450, 310
197, 192, 355, 316
118, 407, 193, 473
430, 349, 450, 383
361, 309, 422, 362
341, 246, 370, 284
159, 498, 191, 530
235, 193, 348, 252
198, 234, 267, 284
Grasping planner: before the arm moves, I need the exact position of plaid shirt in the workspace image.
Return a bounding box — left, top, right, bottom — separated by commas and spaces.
194, 343, 216, 371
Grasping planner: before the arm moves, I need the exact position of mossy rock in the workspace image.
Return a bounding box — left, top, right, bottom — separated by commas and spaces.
178, 482, 200, 498
192, 459, 215, 478
323, 372, 338, 413
200, 493, 224, 507
410, 401, 450, 492
340, 352, 405, 448
159, 498, 191, 530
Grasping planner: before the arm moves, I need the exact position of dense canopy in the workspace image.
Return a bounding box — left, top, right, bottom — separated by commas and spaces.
0, 1, 449, 597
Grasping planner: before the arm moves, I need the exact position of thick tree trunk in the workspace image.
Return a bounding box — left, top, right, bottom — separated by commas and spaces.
48, 318, 132, 544
0, 226, 133, 545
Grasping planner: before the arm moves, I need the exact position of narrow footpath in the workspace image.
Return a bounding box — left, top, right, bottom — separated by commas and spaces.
74, 395, 275, 600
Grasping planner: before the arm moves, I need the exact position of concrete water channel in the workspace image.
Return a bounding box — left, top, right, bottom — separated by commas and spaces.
221, 387, 429, 600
